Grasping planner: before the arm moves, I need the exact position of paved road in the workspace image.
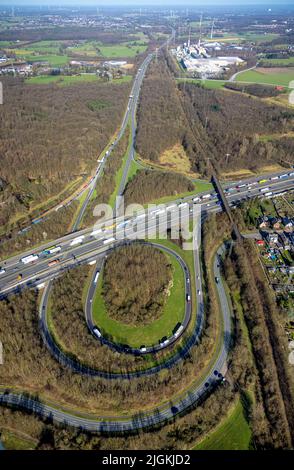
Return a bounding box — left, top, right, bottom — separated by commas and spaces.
0, 240, 230, 432
229, 64, 257, 82
84, 241, 191, 355
0, 171, 293, 297
73, 54, 154, 231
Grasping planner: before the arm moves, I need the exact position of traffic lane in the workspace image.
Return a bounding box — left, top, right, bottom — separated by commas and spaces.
1, 205, 192, 284
1, 172, 293, 270
85, 241, 192, 355
1, 177, 293, 291
0, 244, 229, 432
1, 181, 293, 294
0, 213, 191, 295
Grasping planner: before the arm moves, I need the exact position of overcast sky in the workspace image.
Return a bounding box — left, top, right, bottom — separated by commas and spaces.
0, 0, 289, 6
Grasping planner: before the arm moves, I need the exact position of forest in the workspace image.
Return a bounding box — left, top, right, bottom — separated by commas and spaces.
102, 244, 173, 326
136, 54, 294, 176
124, 170, 194, 205
223, 240, 294, 448
0, 76, 131, 229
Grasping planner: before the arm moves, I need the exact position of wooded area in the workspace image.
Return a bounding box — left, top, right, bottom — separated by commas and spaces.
102, 244, 173, 326
124, 170, 194, 205
0, 76, 131, 228
136, 54, 294, 176
223, 240, 294, 448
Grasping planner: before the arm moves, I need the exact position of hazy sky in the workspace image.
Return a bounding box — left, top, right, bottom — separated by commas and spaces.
0, 0, 289, 6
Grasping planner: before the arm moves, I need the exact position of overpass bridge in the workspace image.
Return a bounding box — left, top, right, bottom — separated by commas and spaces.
211, 173, 242, 242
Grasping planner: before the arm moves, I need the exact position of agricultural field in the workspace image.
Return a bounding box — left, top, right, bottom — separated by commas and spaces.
98, 41, 148, 58
202, 31, 280, 44
236, 67, 294, 87
260, 57, 294, 67
177, 78, 226, 89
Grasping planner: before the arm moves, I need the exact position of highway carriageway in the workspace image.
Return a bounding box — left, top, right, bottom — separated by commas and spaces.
73, 53, 154, 231
84, 241, 192, 355
39, 241, 195, 368
0, 171, 293, 297
0, 242, 230, 432
1, 169, 293, 270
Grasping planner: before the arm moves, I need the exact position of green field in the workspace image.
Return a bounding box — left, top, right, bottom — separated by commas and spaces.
194, 401, 252, 450
26, 74, 132, 86
202, 31, 279, 44
0, 430, 36, 450
8, 50, 70, 66
177, 78, 226, 89
26, 74, 101, 86
92, 249, 186, 348
99, 42, 148, 58
25, 40, 65, 54
236, 68, 294, 87
260, 57, 294, 67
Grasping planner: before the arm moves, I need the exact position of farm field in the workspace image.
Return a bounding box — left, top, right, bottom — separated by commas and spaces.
236, 67, 294, 87
260, 58, 294, 67
177, 78, 226, 89
98, 42, 148, 58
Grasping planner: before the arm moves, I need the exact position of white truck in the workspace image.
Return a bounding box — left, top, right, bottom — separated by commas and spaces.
70, 236, 85, 246
20, 254, 39, 265
103, 237, 115, 245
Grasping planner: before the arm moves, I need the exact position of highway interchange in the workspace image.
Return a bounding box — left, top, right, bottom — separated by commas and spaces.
0, 29, 293, 432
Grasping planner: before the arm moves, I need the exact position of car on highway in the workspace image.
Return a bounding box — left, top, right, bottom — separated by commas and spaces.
186, 294, 191, 302
197, 290, 201, 296
93, 327, 102, 338
48, 259, 60, 267
0, 268, 5, 275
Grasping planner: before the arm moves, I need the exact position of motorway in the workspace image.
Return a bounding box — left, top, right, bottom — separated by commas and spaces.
0, 241, 229, 432
0, 170, 293, 297
73, 54, 154, 231
0, 26, 293, 431
84, 241, 192, 355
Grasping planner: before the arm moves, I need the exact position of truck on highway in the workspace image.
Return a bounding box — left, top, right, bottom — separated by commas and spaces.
103, 237, 115, 245
260, 187, 270, 193
91, 228, 103, 237
70, 236, 85, 246
93, 327, 102, 339
20, 254, 39, 265
94, 272, 100, 284
202, 194, 211, 200
42, 246, 62, 256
